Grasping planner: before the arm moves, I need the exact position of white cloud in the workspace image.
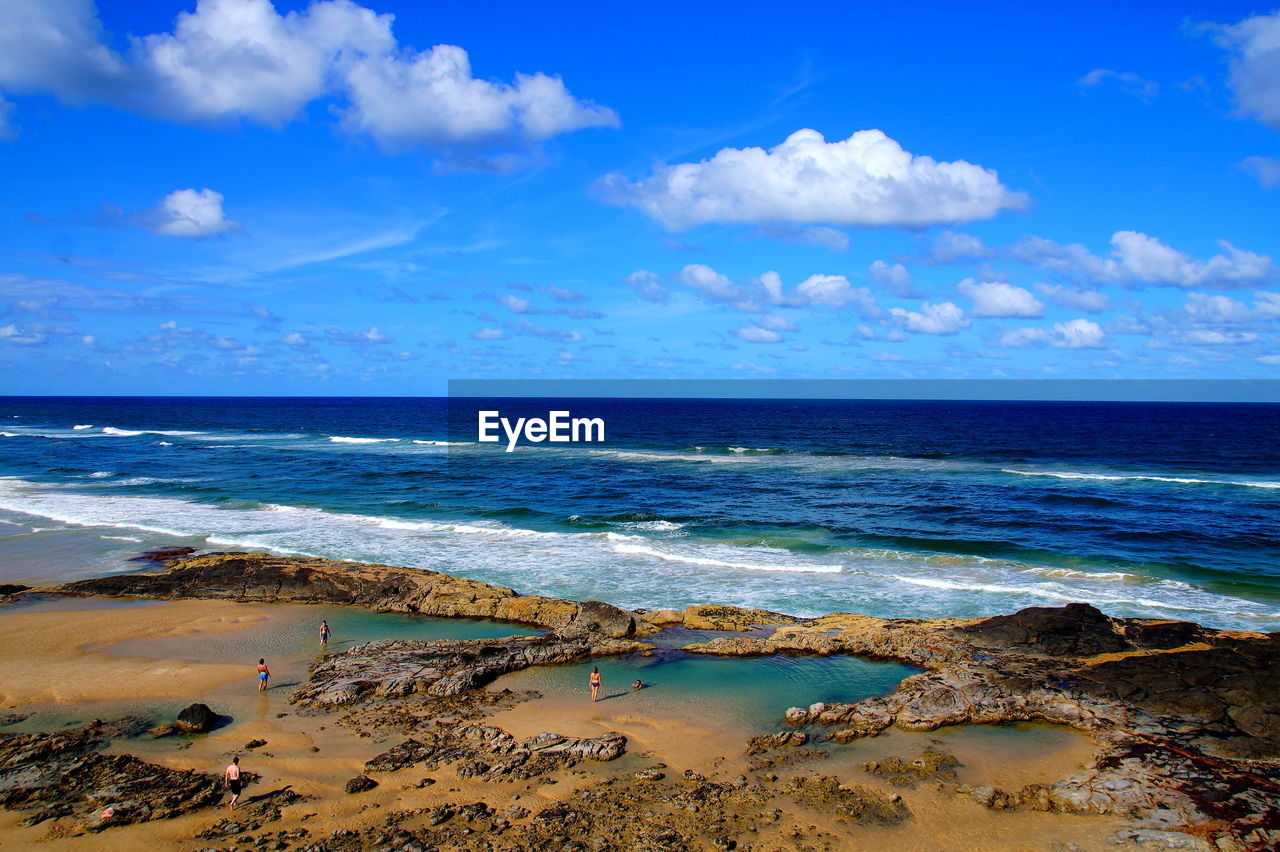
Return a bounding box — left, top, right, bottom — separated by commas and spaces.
957, 279, 1044, 317
999, 318, 1106, 349
889, 301, 970, 335
796, 226, 850, 251
597, 128, 1027, 230
1035, 283, 1111, 313
1242, 156, 1280, 188
923, 230, 992, 264
868, 260, 915, 296
0, 0, 614, 161
148, 188, 240, 237
624, 269, 667, 303
1255, 291, 1280, 318
1182, 293, 1255, 323
1179, 329, 1258, 345
325, 325, 392, 345
1078, 68, 1159, 101
736, 325, 782, 343
1213, 11, 1280, 129
499, 294, 537, 314
679, 264, 744, 304
280, 331, 307, 346
471, 327, 507, 340
793, 274, 877, 310
1013, 231, 1274, 289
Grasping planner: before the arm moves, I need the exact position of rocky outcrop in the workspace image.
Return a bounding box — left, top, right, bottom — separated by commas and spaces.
55, 552, 651, 639
687, 603, 1280, 849
0, 720, 222, 834
291, 633, 645, 708
175, 702, 218, 733
365, 724, 625, 781
680, 604, 801, 632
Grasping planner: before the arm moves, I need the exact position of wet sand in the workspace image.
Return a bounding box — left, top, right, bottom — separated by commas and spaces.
0, 595, 1137, 850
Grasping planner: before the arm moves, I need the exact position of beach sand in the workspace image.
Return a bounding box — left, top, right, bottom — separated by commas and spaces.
0, 596, 1137, 850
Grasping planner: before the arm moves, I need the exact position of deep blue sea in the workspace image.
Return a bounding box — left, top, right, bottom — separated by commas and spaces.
0, 396, 1277, 630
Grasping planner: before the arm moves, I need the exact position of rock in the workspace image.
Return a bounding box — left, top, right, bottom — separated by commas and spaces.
638, 609, 683, 627
634, 767, 665, 782
0, 583, 30, 599
785, 706, 809, 726
175, 703, 218, 733
364, 726, 625, 781
745, 731, 807, 755
146, 724, 177, 738
129, 546, 198, 563
344, 775, 378, 794
0, 721, 222, 833
784, 774, 910, 825
244, 739, 267, 750
681, 604, 800, 632
58, 552, 659, 638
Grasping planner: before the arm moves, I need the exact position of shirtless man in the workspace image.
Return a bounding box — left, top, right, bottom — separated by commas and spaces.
224, 756, 242, 810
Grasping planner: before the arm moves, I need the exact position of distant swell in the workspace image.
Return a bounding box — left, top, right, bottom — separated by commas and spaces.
1002, 469, 1280, 490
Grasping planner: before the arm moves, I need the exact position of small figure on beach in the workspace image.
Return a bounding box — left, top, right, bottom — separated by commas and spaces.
319, 620, 330, 645
632, 680, 643, 690
589, 666, 601, 702
256, 658, 271, 691
224, 756, 242, 810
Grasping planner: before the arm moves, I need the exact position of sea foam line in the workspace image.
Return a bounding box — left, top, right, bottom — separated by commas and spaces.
1002, 469, 1280, 489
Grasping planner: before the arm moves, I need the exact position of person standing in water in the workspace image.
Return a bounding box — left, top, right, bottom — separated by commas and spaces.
224, 756, 242, 810
256, 658, 271, 691
319, 620, 330, 646
589, 665, 601, 702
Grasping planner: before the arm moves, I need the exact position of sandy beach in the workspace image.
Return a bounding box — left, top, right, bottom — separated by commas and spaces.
0, 590, 1150, 850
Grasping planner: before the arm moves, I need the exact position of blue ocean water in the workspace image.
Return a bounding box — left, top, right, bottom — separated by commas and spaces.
0, 396, 1276, 629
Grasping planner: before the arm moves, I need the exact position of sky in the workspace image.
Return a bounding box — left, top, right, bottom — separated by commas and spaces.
0, 0, 1278, 396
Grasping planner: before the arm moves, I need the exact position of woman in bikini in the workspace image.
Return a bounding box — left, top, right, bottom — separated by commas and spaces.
589, 665, 601, 702
256, 658, 271, 692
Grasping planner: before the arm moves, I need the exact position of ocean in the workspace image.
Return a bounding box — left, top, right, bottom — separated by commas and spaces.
0, 396, 1276, 630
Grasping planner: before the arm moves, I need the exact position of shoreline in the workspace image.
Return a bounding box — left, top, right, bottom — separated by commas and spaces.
0, 550, 1276, 849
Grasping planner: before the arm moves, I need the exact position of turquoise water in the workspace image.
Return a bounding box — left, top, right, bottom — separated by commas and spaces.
494, 646, 917, 732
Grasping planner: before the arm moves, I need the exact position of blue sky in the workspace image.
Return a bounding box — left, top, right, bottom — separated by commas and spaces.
0, 0, 1278, 395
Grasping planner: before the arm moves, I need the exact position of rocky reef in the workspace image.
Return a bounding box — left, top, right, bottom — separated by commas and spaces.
685, 602, 1280, 848
0, 718, 223, 835
31, 553, 1280, 848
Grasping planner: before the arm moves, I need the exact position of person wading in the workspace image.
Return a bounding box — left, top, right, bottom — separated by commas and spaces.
589, 665, 602, 702
256, 658, 271, 691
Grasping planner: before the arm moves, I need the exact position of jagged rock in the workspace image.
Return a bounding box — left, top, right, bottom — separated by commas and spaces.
681, 604, 800, 632
364, 725, 625, 782
784, 774, 910, 825
244, 739, 267, 750
175, 703, 218, 733
745, 731, 807, 755
689, 603, 1280, 847
130, 547, 198, 563
861, 750, 960, 787
344, 775, 378, 794
0, 583, 29, 599
291, 633, 644, 708
0, 721, 222, 833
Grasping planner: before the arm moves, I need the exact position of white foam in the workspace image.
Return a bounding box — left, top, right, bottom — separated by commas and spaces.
102, 427, 205, 437
101, 535, 143, 542
88, 471, 113, 478
0, 432, 17, 438
1002, 469, 1280, 490
412, 440, 466, 446
330, 436, 398, 444
72, 424, 93, 430
612, 542, 842, 573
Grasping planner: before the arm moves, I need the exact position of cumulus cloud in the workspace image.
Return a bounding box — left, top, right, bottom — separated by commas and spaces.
0, 0, 615, 162
999, 318, 1106, 349
889, 301, 970, 335
625, 270, 668, 304
507, 318, 582, 343
679, 264, 741, 303
470, 327, 507, 340
1034, 283, 1111, 313
1212, 11, 1280, 129
868, 260, 915, 296
1242, 156, 1280, 188
957, 279, 1044, 317
1012, 231, 1274, 289
148, 188, 240, 237
1078, 68, 1159, 101
280, 331, 308, 346
596, 128, 1027, 230
499, 294, 537, 314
